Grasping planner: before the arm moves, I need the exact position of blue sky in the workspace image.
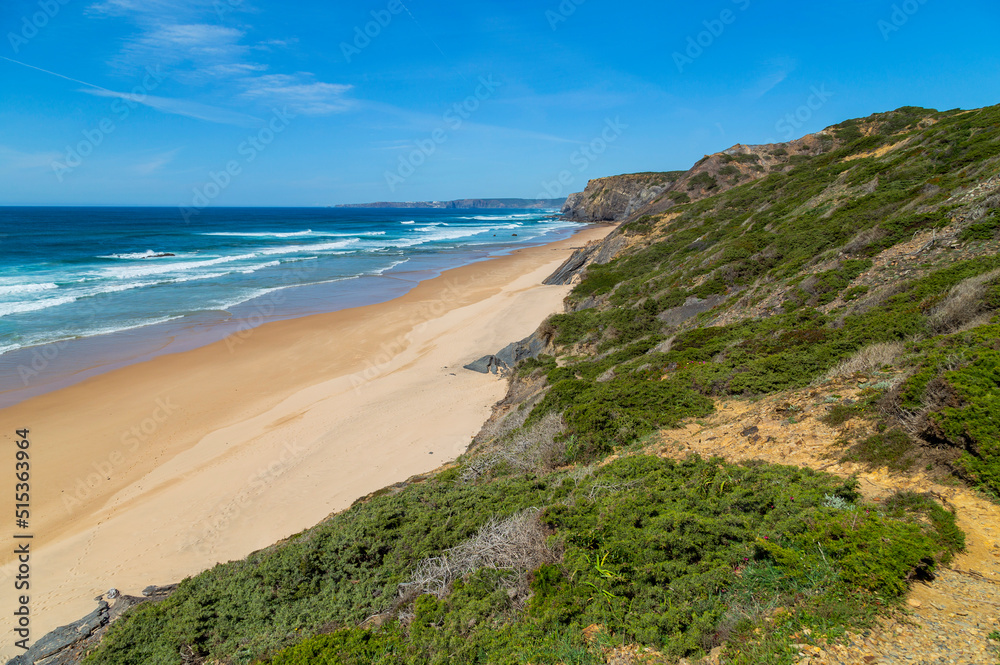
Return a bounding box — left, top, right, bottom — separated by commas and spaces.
0, 0, 997, 206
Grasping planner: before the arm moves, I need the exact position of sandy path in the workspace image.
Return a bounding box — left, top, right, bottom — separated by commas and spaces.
655, 381, 1000, 665
0, 225, 611, 657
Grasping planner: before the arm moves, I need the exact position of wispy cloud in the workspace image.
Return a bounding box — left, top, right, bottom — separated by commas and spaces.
0, 145, 62, 172
747, 58, 798, 99
86, 0, 225, 18
133, 148, 181, 175
240, 75, 354, 115
89, 4, 355, 119
360, 101, 579, 145
81, 88, 262, 126
252, 38, 299, 52
116, 23, 250, 81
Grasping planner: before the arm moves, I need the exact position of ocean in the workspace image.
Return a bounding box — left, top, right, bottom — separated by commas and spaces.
0, 207, 579, 405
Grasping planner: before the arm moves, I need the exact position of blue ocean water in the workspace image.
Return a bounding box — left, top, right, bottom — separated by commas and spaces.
0, 207, 578, 401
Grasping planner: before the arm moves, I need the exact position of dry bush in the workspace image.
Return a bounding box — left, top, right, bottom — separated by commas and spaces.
879, 354, 967, 440
841, 227, 888, 255
825, 342, 906, 379
400, 508, 557, 600
472, 375, 550, 448
837, 280, 910, 320
474, 402, 532, 447
928, 269, 1000, 334
954, 312, 995, 334
462, 411, 566, 481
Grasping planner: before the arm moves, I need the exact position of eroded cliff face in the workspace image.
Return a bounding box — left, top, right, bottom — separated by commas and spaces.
561, 172, 683, 222
562, 130, 839, 224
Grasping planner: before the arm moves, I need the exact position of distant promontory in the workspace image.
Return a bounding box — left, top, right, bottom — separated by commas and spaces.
335, 198, 566, 209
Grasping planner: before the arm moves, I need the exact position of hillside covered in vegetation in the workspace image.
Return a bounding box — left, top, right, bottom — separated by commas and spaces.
70, 104, 1000, 665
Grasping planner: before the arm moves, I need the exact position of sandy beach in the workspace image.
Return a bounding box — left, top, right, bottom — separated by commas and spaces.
0, 224, 611, 657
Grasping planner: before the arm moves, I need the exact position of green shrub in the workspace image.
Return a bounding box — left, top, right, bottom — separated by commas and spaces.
688, 172, 718, 191
821, 404, 858, 427
960, 213, 1000, 242
842, 428, 915, 471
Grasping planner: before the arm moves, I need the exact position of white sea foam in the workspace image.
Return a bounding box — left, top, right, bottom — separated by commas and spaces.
367, 259, 410, 275
386, 224, 522, 248
460, 213, 541, 221
400, 220, 416, 224
100, 253, 260, 280
100, 250, 178, 260
257, 239, 358, 256
0, 282, 58, 296
0, 296, 78, 318
239, 261, 280, 274
201, 230, 315, 238
0, 315, 190, 356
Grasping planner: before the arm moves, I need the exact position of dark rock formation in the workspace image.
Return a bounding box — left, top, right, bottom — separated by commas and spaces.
5, 602, 108, 665
561, 172, 683, 222
656, 295, 728, 327
464, 329, 552, 375
543, 233, 628, 286
5, 586, 180, 665
562, 133, 839, 227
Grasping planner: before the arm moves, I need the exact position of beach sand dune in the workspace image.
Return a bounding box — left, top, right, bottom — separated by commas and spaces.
0, 225, 611, 657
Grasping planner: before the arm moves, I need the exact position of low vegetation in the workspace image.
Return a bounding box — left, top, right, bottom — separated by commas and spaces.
80, 104, 1000, 663
83, 456, 962, 664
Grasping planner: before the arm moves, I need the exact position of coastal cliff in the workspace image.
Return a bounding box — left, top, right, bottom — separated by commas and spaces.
562, 130, 841, 225
560, 172, 684, 222
27, 104, 1000, 665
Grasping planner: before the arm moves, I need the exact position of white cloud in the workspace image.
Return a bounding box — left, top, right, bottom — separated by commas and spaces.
118, 23, 250, 78
240, 74, 354, 115
747, 58, 798, 99
0, 145, 62, 172
86, 3, 353, 122
81, 88, 261, 126
87, 0, 226, 18
133, 148, 181, 175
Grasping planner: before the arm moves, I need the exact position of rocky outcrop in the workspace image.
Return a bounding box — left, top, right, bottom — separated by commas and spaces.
561, 172, 684, 222
5, 602, 109, 665
656, 295, 728, 327
5, 586, 178, 665
464, 328, 553, 375
543, 232, 628, 286
562, 132, 839, 226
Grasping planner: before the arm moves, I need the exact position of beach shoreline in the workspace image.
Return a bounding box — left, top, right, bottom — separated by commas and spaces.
0, 223, 611, 658
0, 218, 580, 411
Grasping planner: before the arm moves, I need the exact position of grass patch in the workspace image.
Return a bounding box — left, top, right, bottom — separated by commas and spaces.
257, 457, 961, 665
842, 428, 915, 471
